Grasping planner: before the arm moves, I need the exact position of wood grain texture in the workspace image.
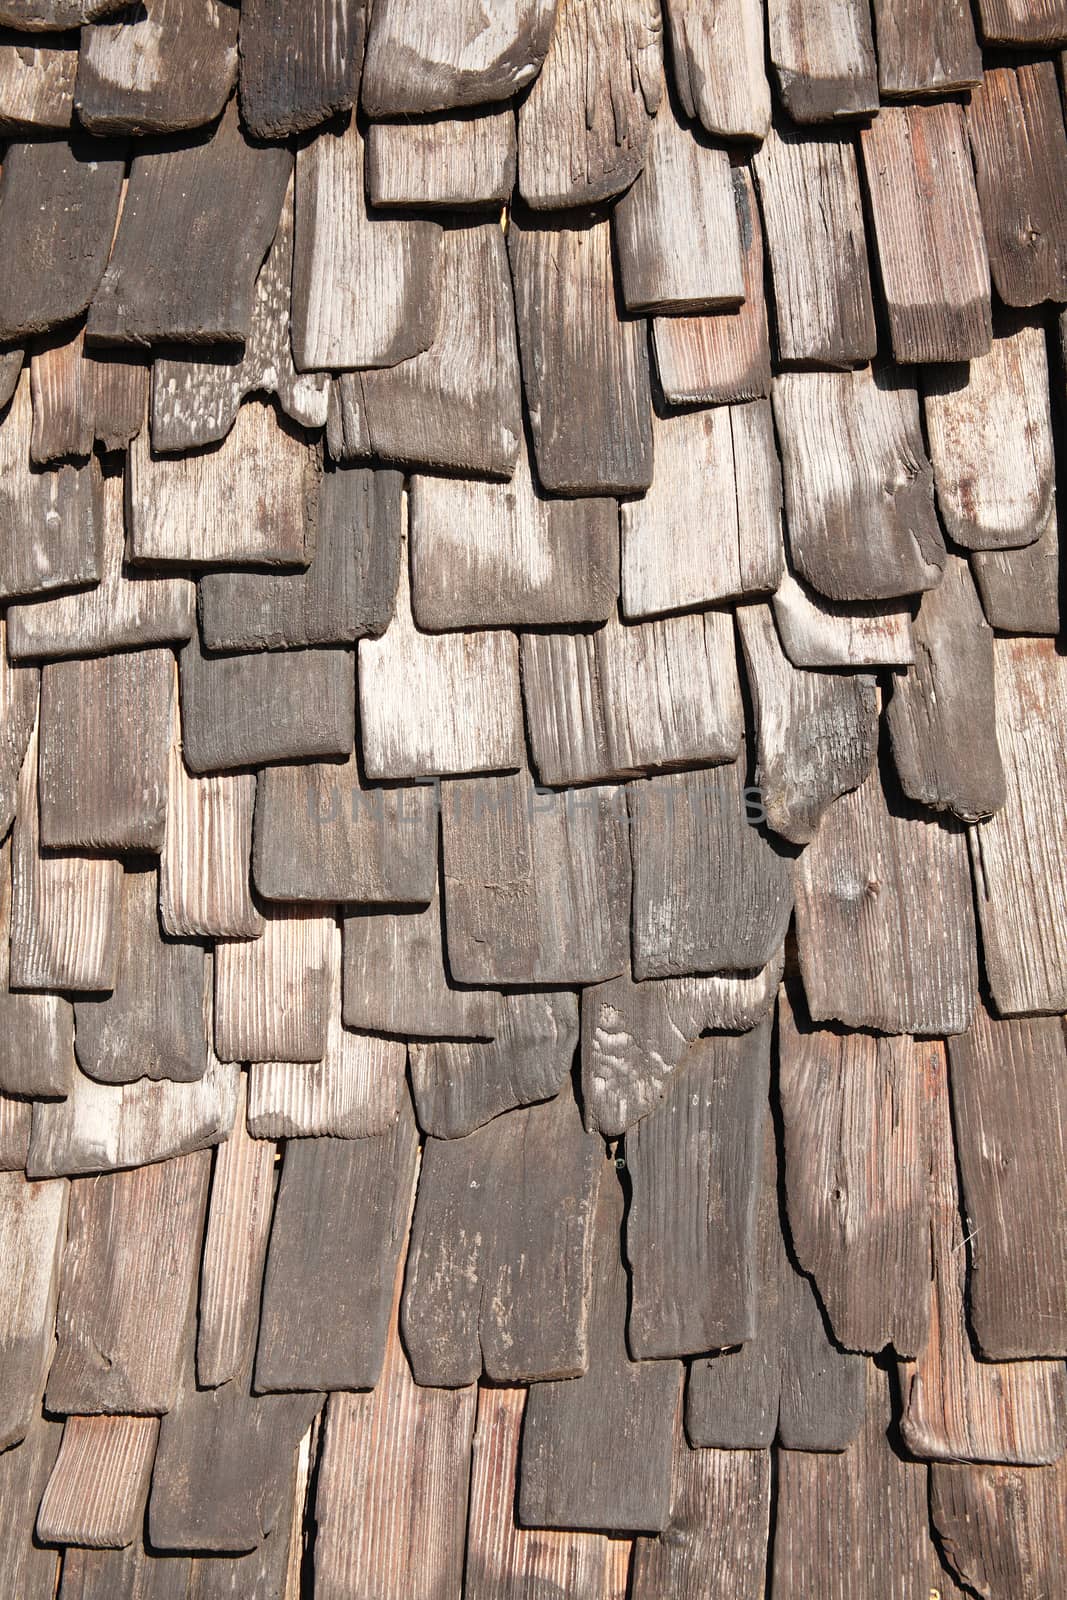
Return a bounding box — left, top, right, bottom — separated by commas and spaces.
626, 1022, 770, 1358
580, 951, 782, 1138
366, 110, 515, 208
331, 222, 521, 477
37, 1413, 158, 1548
37, 648, 174, 852
737, 602, 877, 845
253, 750, 436, 905
403, 1087, 601, 1384
130, 396, 321, 567
214, 904, 332, 1064
971, 498, 1060, 636
768, 0, 878, 120
88, 102, 291, 348
409, 989, 577, 1139
0, 0, 134, 26
0, 1170, 68, 1449
256, 1103, 418, 1391
0, 370, 103, 602
0, 136, 123, 340
925, 319, 1053, 551
239, 0, 364, 138
151, 177, 330, 452
978, 0, 1067, 42
947, 1005, 1067, 1359
0, 35, 76, 128
0, 344, 23, 408
630, 763, 794, 980
0, 1094, 32, 1170
342, 872, 499, 1044
969, 636, 1067, 1016
46, 1151, 211, 1415
794, 758, 977, 1034
886, 554, 1005, 823
85, 350, 148, 454
632, 1434, 768, 1599
292, 116, 441, 371
871, 0, 981, 96
73, 868, 207, 1086
613, 104, 743, 314
197, 1074, 275, 1388
520, 1166, 681, 1533
0, 616, 36, 837
0, 830, 77, 1097
25, 1051, 239, 1178
59, 1522, 294, 1599
771, 567, 915, 668
662, 0, 769, 139
773, 366, 944, 602
652, 169, 772, 406
74, 0, 238, 134
931, 1456, 1067, 1600
778, 986, 930, 1357
508, 210, 653, 494
410, 444, 617, 630
898, 1040, 1067, 1464
7, 467, 194, 661
522, 607, 743, 784
753, 124, 876, 367
29, 325, 93, 463
861, 103, 992, 364
9, 718, 122, 994
361, 0, 556, 114
442, 769, 631, 985
966, 62, 1067, 306
0, 1412, 62, 1600
621, 400, 782, 618
160, 735, 263, 940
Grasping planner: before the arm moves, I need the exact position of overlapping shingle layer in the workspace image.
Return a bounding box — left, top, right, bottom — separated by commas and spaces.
0, 1, 1065, 1595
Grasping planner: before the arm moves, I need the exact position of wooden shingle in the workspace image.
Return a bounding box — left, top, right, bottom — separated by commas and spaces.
662, 0, 769, 140
360, 0, 557, 115
0, 36, 76, 128
771, 568, 915, 669
977, 0, 1067, 44
0, 616, 37, 838
0, 1170, 68, 1449
159, 734, 263, 941
871, 0, 981, 97
213, 904, 332, 1064
36, 1413, 158, 1549
365, 110, 516, 209
0, 843, 74, 1094
0, 1095, 31, 1171
767, 0, 878, 121
74, 0, 239, 134
29, 326, 93, 464
238, 0, 365, 139
0, 1412, 61, 1600
931, 1457, 1067, 1600
971, 500, 1060, 637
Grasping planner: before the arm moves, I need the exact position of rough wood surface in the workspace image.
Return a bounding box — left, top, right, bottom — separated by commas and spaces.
331, 222, 521, 477
366, 110, 515, 209
213, 905, 332, 1064
46, 1151, 211, 1415
0, 1412, 62, 1600
522, 607, 743, 784
37, 1413, 158, 1548
947, 1005, 1067, 1359
0, 837, 75, 1098
630, 763, 794, 979
58, 1522, 294, 1599
971, 499, 1060, 636
626, 1023, 770, 1359
768, 0, 878, 120
160, 736, 263, 940
88, 102, 291, 348
0, 136, 123, 340
409, 989, 577, 1139
238, 0, 365, 138
151, 178, 330, 452
652, 169, 772, 406
621, 401, 781, 618
342, 873, 499, 1044
361, 0, 556, 114
7, 468, 194, 661
931, 1457, 1067, 1600
74, 0, 238, 134
886, 555, 1005, 823
772, 366, 944, 602
520, 1167, 681, 1533
898, 1041, 1067, 1464
508, 211, 653, 495
861, 103, 992, 364
292, 116, 441, 371
662, 0, 769, 139
0, 35, 76, 127
871, 0, 981, 96
442, 769, 631, 986
403, 1088, 601, 1384
0, 1094, 32, 1170
925, 319, 1053, 552
0, 615, 36, 837
737, 602, 878, 844
969, 636, 1067, 1016
778, 986, 930, 1356
794, 759, 977, 1034
0, 1170, 68, 1449
130, 396, 321, 567
37, 648, 174, 852
29, 326, 93, 463
771, 567, 915, 668
197, 1074, 275, 1388
256, 1104, 417, 1392
0, 344, 22, 407
753, 125, 876, 367
580, 952, 782, 1138
85, 351, 148, 454
0, 0, 131, 26
978, 0, 1067, 43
